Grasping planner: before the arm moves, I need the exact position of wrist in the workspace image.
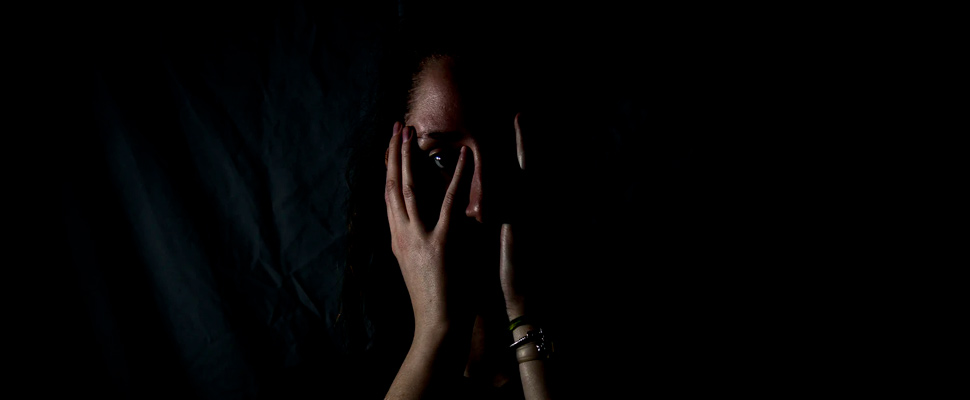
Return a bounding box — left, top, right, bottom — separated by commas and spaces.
511, 323, 536, 340
414, 319, 452, 346
411, 294, 450, 329
510, 324, 550, 364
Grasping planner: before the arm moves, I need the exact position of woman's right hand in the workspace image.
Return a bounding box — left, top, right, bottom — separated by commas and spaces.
385, 121, 469, 329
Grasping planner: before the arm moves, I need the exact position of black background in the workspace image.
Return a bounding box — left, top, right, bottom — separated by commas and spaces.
34, 0, 854, 398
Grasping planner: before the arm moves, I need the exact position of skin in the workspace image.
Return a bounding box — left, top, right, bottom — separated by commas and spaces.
384, 56, 550, 400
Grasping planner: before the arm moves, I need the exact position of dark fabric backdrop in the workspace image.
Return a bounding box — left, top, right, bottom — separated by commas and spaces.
45, 1, 839, 398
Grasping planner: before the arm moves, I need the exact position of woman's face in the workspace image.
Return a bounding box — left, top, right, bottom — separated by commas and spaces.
405, 56, 515, 228
402, 55, 522, 302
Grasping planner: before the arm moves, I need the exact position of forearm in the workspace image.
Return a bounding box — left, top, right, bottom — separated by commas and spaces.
507, 304, 552, 400
512, 323, 551, 400
386, 324, 467, 400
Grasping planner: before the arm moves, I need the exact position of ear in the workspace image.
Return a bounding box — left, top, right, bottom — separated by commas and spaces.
514, 112, 525, 171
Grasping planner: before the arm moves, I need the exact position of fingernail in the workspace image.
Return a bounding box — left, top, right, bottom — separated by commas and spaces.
403, 126, 411, 143
393, 121, 400, 136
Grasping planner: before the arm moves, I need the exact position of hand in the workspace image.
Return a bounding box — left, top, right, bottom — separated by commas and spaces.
385, 121, 469, 328
500, 113, 529, 320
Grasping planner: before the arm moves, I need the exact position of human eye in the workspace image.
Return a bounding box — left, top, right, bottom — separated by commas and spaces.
429, 148, 460, 170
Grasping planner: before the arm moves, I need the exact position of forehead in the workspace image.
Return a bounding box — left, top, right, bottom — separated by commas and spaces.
407, 57, 464, 138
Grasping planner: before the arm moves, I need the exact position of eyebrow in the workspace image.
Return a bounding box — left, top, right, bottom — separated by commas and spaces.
418, 131, 462, 141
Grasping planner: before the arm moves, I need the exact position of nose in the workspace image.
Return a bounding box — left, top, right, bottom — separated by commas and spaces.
465, 147, 484, 223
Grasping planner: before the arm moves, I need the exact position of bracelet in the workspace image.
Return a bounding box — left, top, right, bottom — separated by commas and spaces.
509, 315, 531, 331
509, 328, 554, 362
509, 329, 535, 349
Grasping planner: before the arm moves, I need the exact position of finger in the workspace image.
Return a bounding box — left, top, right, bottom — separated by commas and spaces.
385, 121, 408, 224
514, 112, 525, 171
400, 126, 424, 229
436, 146, 468, 234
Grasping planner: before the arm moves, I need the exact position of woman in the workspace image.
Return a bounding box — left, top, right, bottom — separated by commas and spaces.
345, 26, 553, 399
